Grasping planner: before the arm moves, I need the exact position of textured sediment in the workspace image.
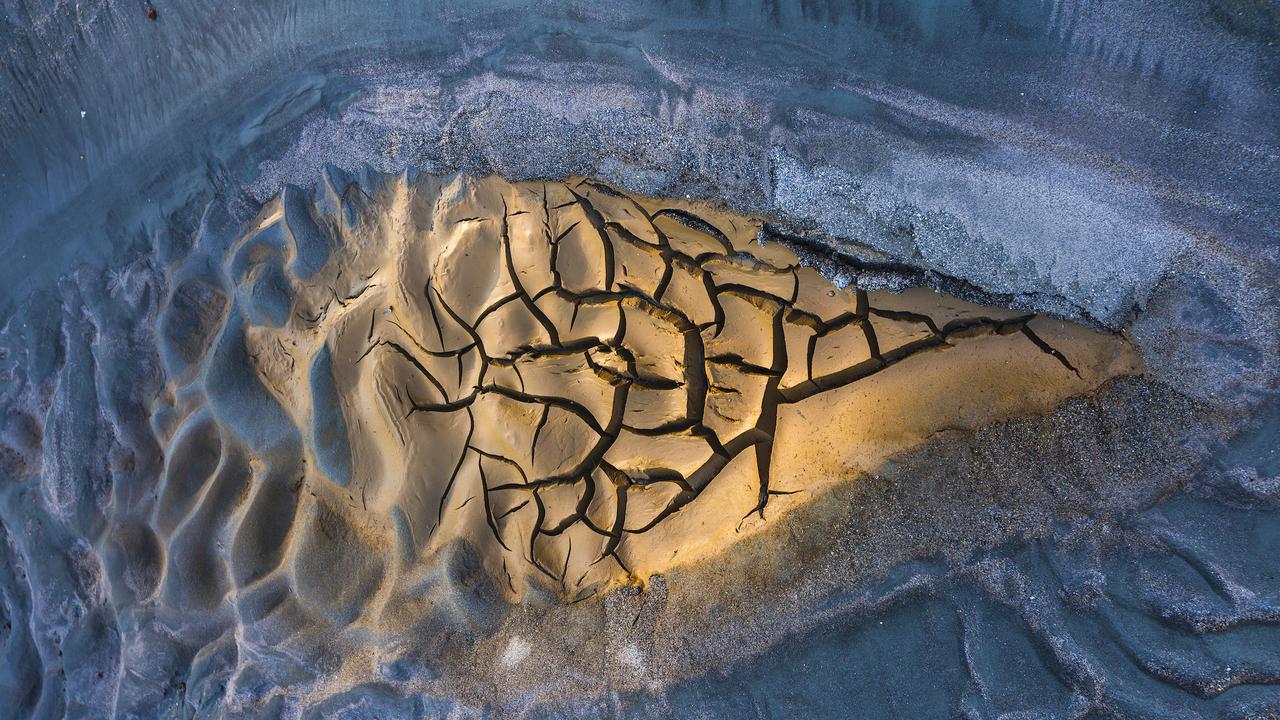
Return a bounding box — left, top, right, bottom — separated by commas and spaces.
1, 2, 1277, 717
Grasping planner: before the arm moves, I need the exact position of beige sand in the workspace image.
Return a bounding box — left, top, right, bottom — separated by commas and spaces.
195, 173, 1142, 619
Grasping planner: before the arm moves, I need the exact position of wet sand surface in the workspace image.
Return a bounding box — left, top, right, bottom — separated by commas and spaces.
1, 3, 1277, 716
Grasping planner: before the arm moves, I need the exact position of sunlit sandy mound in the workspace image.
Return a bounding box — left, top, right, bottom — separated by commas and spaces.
151, 171, 1138, 635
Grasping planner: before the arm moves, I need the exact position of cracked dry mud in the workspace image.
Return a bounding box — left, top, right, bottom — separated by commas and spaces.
152, 172, 1139, 633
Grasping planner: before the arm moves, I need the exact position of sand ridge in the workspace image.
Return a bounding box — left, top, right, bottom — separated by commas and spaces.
148, 171, 1139, 658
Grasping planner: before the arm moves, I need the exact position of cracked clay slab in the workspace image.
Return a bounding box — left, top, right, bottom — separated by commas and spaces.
148, 172, 1140, 633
